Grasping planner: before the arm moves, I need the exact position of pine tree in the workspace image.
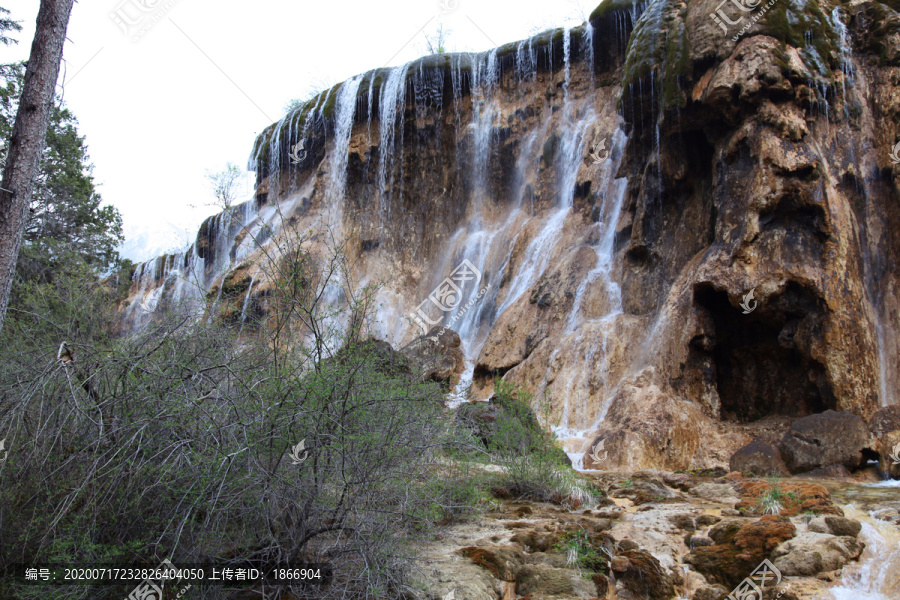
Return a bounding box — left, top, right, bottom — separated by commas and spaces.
0, 62, 123, 283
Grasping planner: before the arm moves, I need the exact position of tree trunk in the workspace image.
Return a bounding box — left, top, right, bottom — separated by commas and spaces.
0, 0, 75, 332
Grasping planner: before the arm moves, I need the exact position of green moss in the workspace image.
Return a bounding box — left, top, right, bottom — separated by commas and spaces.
763, 0, 839, 77
620, 0, 691, 111
590, 0, 645, 22
661, 13, 690, 109
860, 2, 900, 65
220, 266, 253, 297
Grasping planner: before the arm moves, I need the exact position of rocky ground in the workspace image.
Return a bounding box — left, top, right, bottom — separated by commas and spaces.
411, 469, 886, 600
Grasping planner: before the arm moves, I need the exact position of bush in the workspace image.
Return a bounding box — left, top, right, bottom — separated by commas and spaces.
478, 380, 602, 508
554, 530, 609, 573
0, 233, 460, 600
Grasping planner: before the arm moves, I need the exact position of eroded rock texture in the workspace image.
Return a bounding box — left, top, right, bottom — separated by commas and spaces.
122, 0, 900, 471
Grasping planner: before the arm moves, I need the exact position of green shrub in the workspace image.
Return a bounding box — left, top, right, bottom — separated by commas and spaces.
485, 381, 602, 508
554, 530, 609, 573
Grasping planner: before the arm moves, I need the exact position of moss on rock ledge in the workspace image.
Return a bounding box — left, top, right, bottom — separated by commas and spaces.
590, 0, 648, 22
761, 0, 840, 77
620, 0, 691, 111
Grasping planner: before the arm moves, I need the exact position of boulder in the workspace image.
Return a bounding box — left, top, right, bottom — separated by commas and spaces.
778, 411, 874, 474
733, 480, 843, 516
685, 516, 796, 588
688, 483, 740, 505
795, 464, 853, 480
401, 326, 464, 384
416, 556, 500, 600
771, 531, 864, 576
581, 370, 704, 471
692, 585, 729, 600
610, 550, 673, 600
609, 476, 679, 505
729, 439, 788, 476
807, 516, 862, 538
868, 404, 900, 438
879, 430, 900, 479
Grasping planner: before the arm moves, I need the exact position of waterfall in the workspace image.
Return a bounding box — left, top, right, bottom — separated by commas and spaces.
377, 64, 409, 222
327, 75, 364, 235
366, 70, 376, 142
562, 27, 571, 99
470, 49, 500, 214
825, 6, 897, 406
546, 129, 629, 461
516, 38, 537, 83
583, 22, 594, 85
239, 275, 255, 323
435, 43, 614, 409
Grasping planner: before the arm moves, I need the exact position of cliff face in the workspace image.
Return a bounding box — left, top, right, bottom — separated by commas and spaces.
122, 0, 900, 470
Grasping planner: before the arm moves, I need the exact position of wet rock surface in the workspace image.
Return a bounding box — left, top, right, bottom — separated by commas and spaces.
415, 469, 860, 599
401, 326, 465, 385
123, 0, 900, 476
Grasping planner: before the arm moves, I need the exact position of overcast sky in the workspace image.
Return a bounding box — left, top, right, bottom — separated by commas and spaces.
1, 0, 599, 261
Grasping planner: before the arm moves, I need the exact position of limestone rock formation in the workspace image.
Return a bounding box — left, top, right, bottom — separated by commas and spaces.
771, 531, 865, 576
121, 0, 900, 472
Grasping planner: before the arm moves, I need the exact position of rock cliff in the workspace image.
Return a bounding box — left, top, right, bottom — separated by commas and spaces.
121, 0, 900, 471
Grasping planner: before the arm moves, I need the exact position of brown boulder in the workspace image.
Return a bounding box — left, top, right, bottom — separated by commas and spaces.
510, 530, 560, 554
581, 369, 704, 471
684, 516, 795, 588
609, 476, 679, 505
879, 430, 900, 479
771, 532, 865, 576
729, 439, 788, 476
400, 326, 464, 384
868, 404, 900, 438
734, 480, 843, 517
778, 410, 875, 474
515, 564, 577, 597
807, 516, 862, 538
610, 550, 672, 600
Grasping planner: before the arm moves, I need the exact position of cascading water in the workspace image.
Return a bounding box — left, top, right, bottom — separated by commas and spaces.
829, 504, 900, 599
427, 33, 628, 423
327, 75, 364, 235
377, 64, 409, 223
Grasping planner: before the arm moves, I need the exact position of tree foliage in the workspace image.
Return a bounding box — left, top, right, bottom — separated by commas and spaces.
0, 61, 122, 283
0, 217, 456, 599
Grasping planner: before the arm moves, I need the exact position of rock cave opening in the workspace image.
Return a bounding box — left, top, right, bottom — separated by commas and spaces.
694, 283, 837, 423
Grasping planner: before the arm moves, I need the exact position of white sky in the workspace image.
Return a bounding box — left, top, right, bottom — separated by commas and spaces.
0, 0, 600, 261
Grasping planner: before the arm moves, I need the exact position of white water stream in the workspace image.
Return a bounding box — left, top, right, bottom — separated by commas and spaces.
829, 502, 900, 600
